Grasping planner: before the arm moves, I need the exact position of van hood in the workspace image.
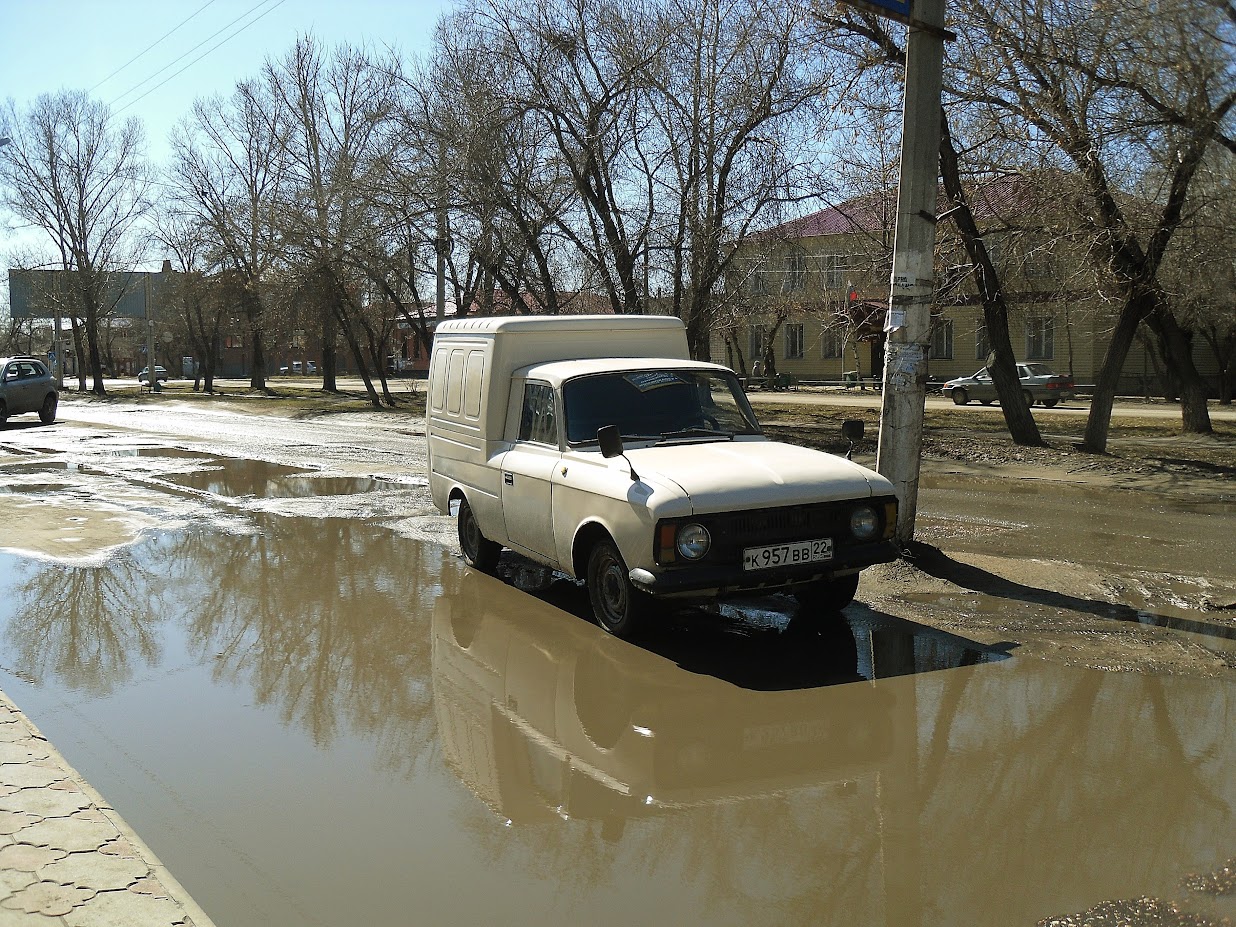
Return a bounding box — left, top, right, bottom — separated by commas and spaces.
623, 439, 892, 511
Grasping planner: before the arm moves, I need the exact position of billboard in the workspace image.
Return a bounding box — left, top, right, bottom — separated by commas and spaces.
7, 268, 166, 320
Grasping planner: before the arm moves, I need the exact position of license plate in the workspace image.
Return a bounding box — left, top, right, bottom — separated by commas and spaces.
743, 538, 833, 571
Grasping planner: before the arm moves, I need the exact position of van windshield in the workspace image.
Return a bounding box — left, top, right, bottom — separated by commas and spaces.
562, 370, 762, 445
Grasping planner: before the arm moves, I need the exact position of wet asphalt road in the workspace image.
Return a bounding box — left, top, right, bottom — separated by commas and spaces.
0, 396, 1234, 927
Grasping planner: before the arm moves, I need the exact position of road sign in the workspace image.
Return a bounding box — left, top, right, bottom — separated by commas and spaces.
839, 0, 911, 19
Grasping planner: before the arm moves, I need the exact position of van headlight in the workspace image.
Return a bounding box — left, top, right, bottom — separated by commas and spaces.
676, 524, 711, 560
850, 506, 879, 540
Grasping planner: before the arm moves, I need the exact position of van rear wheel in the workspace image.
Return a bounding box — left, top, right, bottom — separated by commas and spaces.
39, 394, 57, 424
457, 496, 501, 573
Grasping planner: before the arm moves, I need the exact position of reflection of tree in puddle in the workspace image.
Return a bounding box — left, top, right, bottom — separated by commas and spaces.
165, 517, 447, 775
3, 553, 164, 695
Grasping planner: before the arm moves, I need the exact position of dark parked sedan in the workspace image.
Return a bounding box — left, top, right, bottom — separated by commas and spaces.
945, 363, 1075, 408
0, 356, 58, 425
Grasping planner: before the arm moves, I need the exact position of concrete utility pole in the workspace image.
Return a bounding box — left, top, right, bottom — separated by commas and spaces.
145, 272, 160, 392
876, 0, 947, 543
435, 137, 447, 326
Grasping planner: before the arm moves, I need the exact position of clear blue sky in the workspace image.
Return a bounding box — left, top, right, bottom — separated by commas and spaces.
0, 0, 457, 164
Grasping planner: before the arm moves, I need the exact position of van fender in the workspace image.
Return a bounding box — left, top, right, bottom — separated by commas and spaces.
568, 515, 654, 584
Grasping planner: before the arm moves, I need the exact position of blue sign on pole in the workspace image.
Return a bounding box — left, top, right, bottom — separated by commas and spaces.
871, 0, 911, 14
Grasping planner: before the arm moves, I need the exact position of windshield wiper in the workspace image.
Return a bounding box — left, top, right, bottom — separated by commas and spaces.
657, 428, 734, 443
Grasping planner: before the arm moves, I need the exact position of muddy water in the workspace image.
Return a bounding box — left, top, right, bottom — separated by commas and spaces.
918, 474, 1235, 579
0, 520, 1232, 927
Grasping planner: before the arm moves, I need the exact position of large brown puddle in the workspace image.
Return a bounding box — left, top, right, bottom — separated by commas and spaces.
1, 520, 1233, 927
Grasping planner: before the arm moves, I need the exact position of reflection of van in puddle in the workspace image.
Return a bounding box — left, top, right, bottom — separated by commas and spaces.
431, 570, 896, 829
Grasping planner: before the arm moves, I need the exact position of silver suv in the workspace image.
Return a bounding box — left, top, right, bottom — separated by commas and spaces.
0, 357, 58, 425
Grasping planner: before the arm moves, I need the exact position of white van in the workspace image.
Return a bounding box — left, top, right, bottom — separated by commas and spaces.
426, 315, 898, 638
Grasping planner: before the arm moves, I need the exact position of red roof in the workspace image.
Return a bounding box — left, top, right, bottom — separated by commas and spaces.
756, 174, 1060, 241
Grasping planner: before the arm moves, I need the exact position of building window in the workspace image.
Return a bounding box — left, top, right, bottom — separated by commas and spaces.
975, 324, 990, 361
929, 319, 953, 360
749, 266, 768, 297
783, 249, 806, 293
822, 327, 844, 359
1022, 246, 1057, 281
820, 253, 850, 289
785, 323, 804, 359
225, 335, 243, 349
749, 324, 768, 361
1026, 317, 1055, 360
983, 234, 1005, 271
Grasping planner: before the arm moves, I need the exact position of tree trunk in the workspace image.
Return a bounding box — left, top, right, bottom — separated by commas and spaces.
84, 305, 107, 397
70, 318, 87, 392
1147, 309, 1213, 434
249, 323, 266, 391
939, 111, 1041, 445
1081, 292, 1153, 453
321, 307, 338, 392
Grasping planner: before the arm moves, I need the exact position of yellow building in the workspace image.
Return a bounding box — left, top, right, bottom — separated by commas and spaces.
719, 177, 1222, 395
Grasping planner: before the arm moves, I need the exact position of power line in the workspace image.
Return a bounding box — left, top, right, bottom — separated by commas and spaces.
110, 0, 285, 113
88, 0, 218, 93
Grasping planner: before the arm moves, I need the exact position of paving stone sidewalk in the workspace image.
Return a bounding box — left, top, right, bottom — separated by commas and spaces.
0, 691, 216, 927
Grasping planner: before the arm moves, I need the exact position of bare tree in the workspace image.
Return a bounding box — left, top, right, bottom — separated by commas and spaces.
813, 11, 1046, 444
419, 13, 577, 315
0, 91, 151, 395
169, 78, 289, 391
646, 0, 828, 359
957, 0, 1235, 450
819, 0, 1233, 449
1158, 154, 1236, 403
463, 0, 663, 316
149, 209, 226, 392
264, 37, 404, 408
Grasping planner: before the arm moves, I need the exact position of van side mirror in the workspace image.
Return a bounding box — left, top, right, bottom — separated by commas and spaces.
841, 420, 864, 442
597, 425, 640, 482
841, 419, 864, 460
598, 425, 624, 458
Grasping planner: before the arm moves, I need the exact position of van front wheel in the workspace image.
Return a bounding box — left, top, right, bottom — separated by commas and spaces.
587, 539, 648, 639
457, 496, 501, 573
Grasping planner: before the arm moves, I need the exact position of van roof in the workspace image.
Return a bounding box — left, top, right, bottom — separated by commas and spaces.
434, 314, 686, 335
518, 357, 732, 387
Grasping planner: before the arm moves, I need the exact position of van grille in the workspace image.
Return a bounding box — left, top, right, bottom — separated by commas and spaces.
697, 502, 859, 563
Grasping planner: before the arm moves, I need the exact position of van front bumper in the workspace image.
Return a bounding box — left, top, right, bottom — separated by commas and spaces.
628, 539, 899, 598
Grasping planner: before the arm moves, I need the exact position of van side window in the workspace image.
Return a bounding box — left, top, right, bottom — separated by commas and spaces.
518, 382, 558, 446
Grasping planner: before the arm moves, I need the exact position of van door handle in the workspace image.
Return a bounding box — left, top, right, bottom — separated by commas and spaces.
504, 473, 514, 485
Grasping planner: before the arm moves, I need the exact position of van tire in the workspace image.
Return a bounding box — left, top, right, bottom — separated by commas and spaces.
586, 539, 647, 639
457, 496, 501, 573
39, 394, 57, 424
